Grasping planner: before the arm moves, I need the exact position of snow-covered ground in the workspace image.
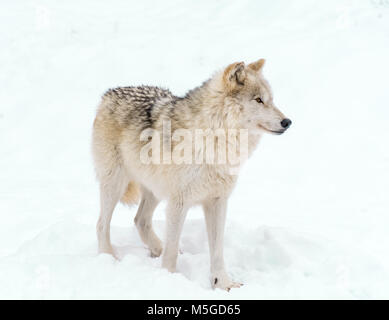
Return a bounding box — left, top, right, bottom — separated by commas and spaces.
1, 0, 389, 299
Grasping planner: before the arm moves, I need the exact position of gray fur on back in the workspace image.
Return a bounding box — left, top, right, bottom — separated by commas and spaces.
102, 86, 181, 129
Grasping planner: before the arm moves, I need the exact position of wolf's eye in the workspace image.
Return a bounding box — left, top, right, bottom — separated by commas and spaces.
255, 97, 263, 104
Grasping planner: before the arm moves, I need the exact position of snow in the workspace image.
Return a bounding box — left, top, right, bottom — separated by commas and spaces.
1, 0, 389, 299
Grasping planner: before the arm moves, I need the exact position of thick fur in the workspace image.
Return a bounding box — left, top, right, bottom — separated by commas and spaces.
92, 59, 290, 290
121, 182, 140, 205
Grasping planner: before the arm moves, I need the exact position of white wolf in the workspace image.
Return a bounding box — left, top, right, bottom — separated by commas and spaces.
92, 59, 291, 290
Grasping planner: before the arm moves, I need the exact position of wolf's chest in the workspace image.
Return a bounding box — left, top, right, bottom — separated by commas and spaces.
179, 165, 238, 201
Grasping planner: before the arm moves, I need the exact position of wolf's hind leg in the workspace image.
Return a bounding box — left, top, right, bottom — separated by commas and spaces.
134, 188, 162, 257
96, 168, 128, 257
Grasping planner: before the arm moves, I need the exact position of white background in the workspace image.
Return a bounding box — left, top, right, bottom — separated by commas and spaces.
0, 0, 388, 299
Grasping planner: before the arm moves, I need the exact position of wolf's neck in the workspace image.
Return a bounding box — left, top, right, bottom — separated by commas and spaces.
176, 74, 238, 130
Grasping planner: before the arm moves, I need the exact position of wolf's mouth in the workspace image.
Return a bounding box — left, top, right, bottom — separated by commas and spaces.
270, 130, 285, 135
257, 124, 285, 135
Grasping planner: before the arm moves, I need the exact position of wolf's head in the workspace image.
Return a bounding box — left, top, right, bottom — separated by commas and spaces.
222, 59, 291, 135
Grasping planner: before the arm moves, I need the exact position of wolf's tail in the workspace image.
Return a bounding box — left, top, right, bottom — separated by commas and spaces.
120, 182, 141, 206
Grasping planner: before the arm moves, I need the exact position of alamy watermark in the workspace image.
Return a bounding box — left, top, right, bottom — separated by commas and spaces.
139, 120, 249, 175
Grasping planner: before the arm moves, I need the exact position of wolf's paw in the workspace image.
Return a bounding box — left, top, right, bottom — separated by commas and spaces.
149, 239, 163, 258
98, 246, 119, 260
211, 271, 243, 291
224, 282, 243, 291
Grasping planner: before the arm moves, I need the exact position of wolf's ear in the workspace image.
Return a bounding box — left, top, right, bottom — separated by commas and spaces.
223, 62, 246, 91
248, 59, 265, 72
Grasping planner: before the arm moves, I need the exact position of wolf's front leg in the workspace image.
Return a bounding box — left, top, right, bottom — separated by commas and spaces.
162, 198, 188, 272
203, 197, 242, 291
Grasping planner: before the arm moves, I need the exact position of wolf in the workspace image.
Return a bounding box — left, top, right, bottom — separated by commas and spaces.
92, 59, 292, 291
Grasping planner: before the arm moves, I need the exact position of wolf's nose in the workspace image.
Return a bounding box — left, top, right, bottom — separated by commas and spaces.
281, 118, 292, 129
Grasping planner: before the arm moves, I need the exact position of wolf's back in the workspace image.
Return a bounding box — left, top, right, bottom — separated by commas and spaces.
99, 86, 175, 129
